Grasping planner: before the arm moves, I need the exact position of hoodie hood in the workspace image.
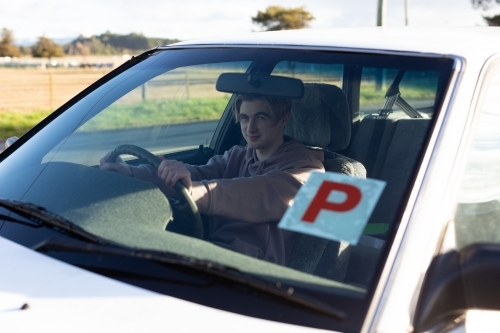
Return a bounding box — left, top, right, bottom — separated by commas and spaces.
244, 138, 324, 177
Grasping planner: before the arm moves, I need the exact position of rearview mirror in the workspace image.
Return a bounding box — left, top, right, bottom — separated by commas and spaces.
413, 243, 500, 332
216, 73, 304, 99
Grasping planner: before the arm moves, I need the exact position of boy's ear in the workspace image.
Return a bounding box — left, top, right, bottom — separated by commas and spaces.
280, 112, 290, 126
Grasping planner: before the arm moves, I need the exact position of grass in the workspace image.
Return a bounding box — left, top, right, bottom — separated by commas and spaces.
81, 96, 230, 131
360, 84, 437, 105
1, 96, 231, 140
0, 110, 52, 140
1, 63, 440, 141
0, 83, 437, 140
0, 66, 111, 140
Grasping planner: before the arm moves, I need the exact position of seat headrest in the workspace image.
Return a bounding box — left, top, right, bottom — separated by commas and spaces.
285, 83, 351, 151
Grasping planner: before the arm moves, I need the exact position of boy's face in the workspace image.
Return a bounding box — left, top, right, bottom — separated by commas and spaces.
238, 99, 289, 158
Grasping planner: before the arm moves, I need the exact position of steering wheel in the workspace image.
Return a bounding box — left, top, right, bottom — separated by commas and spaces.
108, 144, 204, 239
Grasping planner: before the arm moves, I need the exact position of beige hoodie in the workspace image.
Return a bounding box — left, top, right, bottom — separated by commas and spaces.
132, 139, 324, 265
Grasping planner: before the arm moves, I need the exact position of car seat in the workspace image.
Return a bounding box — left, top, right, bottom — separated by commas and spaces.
343, 115, 431, 286
284, 83, 366, 281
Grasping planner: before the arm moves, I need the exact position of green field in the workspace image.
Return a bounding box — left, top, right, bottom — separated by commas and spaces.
81, 96, 230, 132
1, 97, 231, 140
0, 84, 436, 141
360, 84, 437, 108
1, 110, 53, 140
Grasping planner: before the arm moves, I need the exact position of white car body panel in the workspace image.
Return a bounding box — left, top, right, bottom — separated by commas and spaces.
367, 56, 469, 332
371, 53, 500, 333
173, 27, 500, 63
0, 237, 331, 333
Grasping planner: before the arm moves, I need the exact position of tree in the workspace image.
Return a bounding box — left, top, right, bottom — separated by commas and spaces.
64, 32, 180, 55
471, 0, 500, 26
252, 6, 314, 31
0, 28, 21, 57
32, 37, 65, 59
484, 15, 500, 25
19, 46, 32, 56
471, 0, 500, 10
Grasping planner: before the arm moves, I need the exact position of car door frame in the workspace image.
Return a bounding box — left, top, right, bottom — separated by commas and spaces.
365, 53, 500, 332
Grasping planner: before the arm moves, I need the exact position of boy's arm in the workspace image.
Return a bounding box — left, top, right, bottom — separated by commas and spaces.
191, 166, 324, 223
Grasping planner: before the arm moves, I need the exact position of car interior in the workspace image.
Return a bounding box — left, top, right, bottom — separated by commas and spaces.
0, 48, 455, 296
192, 59, 450, 287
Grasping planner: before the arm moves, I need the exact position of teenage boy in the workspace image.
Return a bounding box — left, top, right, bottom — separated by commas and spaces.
100, 94, 324, 265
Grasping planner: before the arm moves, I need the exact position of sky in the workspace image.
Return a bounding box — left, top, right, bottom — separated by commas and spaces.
1, 0, 499, 45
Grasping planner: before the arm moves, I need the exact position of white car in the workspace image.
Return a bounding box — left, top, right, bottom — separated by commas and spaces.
1, 27, 500, 333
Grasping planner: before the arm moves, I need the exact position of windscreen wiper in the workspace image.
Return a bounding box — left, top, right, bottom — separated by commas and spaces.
34, 236, 346, 320
0, 198, 107, 245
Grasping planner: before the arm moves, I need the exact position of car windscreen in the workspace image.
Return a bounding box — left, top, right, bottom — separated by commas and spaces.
0, 47, 455, 332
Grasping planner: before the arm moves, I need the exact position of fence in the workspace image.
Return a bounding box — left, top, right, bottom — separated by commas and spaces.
0, 56, 129, 112
0, 55, 127, 69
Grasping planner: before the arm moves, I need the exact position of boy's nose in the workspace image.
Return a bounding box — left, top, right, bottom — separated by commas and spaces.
247, 119, 257, 132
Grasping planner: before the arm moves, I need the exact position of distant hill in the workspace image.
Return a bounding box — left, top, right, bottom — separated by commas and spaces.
64, 31, 180, 55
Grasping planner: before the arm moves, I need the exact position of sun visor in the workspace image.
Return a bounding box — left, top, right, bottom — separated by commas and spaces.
216, 73, 304, 99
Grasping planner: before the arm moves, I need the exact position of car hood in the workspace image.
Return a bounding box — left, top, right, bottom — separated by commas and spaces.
0, 236, 331, 333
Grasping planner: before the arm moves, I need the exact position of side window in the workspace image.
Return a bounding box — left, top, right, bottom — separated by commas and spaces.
43, 62, 250, 165
359, 68, 440, 119
453, 68, 500, 249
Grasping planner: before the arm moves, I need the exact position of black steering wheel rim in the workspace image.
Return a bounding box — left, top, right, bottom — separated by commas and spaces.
108, 144, 203, 239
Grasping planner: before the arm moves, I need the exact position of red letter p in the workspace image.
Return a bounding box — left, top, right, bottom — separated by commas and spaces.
302, 181, 362, 223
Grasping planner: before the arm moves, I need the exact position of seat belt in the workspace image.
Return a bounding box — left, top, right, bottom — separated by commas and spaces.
364, 70, 412, 177
383, 70, 423, 119
365, 117, 387, 177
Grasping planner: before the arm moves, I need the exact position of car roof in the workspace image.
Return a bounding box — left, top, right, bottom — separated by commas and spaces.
167, 27, 500, 63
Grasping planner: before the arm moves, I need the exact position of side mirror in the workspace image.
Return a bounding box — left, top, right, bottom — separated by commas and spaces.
413, 243, 500, 332
4, 136, 19, 150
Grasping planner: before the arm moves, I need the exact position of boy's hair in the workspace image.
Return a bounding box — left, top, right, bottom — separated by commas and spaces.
233, 94, 292, 123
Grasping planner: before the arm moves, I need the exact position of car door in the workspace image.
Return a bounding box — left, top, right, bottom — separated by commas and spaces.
398, 57, 500, 333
